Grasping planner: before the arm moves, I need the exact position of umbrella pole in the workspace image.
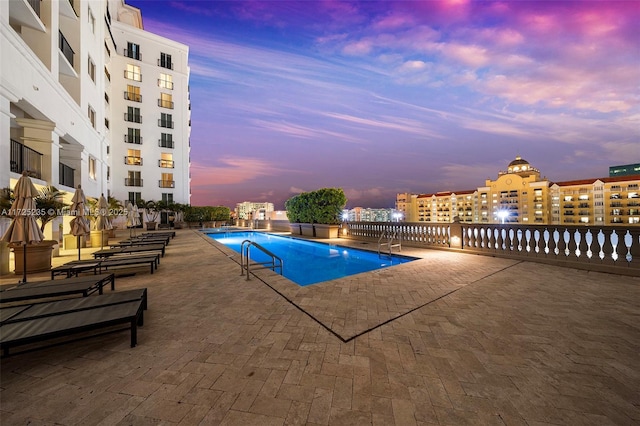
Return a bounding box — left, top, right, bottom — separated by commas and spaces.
77, 235, 81, 260
22, 242, 27, 283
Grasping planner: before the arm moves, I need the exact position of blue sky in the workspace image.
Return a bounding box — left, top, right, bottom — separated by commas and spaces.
128, 0, 640, 209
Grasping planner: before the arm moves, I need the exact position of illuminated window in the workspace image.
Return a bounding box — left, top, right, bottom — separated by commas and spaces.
89, 157, 96, 180
125, 64, 141, 81
158, 73, 173, 89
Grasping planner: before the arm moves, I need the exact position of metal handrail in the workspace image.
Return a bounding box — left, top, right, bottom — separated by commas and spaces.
240, 239, 283, 280
378, 231, 402, 257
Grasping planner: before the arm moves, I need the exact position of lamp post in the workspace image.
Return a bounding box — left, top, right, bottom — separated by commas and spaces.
497, 210, 509, 224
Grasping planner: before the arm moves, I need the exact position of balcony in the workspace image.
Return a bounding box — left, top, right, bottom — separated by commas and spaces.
158, 58, 173, 69
124, 91, 142, 102
159, 139, 174, 149
124, 135, 142, 144
124, 70, 141, 81
59, 163, 75, 187
158, 99, 174, 109
124, 49, 141, 61
10, 139, 42, 179
125, 178, 143, 187
158, 119, 174, 129
58, 30, 75, 76
159, 159, 174, 168
125, 156, 143, 166
9, 0, 45, 32
159, 180, 175, 188
124, 113, 142, 123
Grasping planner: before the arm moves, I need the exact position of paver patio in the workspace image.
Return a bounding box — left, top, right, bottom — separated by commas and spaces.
1, 228, 639, 425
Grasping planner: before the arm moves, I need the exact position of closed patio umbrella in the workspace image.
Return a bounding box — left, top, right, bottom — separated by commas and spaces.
95, 194, 112, 250
126, 202, 141, 237
1, 171, 45, 283
69, 185, 90, 260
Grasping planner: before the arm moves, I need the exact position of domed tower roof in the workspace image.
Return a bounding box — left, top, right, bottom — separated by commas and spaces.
498, 156, 541, 177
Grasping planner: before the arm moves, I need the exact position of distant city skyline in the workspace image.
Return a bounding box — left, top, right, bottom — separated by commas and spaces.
129, 0, 640, 209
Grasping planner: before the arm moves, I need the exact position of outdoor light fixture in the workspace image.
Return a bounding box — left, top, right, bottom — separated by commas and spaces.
497, 210, 509, 224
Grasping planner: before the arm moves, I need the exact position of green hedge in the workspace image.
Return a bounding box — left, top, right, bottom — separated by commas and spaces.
285, 188, 346, 225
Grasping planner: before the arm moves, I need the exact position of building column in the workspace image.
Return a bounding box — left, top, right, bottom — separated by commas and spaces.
15, 117, 56, 184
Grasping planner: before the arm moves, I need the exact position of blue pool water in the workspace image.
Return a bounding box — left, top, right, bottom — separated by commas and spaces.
206, 231, 417, 286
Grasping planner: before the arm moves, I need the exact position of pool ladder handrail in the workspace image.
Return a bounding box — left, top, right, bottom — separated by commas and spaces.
240, 239, 284, 280
378, 231, 402, 257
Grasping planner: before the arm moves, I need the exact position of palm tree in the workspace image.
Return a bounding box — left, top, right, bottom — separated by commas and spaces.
35, 186, 67, 232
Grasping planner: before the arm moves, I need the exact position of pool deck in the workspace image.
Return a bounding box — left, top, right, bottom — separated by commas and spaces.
1, 228, 639, 425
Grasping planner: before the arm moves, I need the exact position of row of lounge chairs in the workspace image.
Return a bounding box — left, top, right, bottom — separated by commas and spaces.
0, 230, 177, 357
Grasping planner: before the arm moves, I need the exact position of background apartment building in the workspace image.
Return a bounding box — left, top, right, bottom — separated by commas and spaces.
342, 207, 401, 222
235, 202, 274, 220
1, 0, 190, 240
397, 157, 640, 226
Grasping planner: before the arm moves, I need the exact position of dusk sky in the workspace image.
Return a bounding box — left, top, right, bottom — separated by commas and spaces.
128, 0, 640, 209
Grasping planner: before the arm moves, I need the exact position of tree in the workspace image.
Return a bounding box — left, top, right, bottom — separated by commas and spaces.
35, 186, 67, 232
285, 188, 347, 225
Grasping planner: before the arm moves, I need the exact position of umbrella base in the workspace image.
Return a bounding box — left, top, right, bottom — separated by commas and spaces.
10, 241, 57, 274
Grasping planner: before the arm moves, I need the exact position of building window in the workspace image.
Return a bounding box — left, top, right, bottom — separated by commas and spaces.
159, 53, 172, 69
125, 128, 142, 144
107, 166, 111, 181
125, 42, 141, 60
159, 113, 173, 128
128, 192, 142, 205
104, 66, 111, 81
126, 171, 142, 187
162, 193, 174, 204
158, 93, 173, 109
88, 56, 96, 81
158, 73, 173, 90
160, 173, 174, 188
125, 149, 142, 165
88, 8, 95, 33
159, 133, 174, 148
89, 157, 96, 180
104, 117, 109, 129
159, 153, 174, 168
88, 105, 96, 128
125, 64, 141, 81
125, 106, 141, 123
125, 85, 142, 102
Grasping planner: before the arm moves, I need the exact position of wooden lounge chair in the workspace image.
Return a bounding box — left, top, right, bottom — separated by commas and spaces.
0, 274, 115, 305
51, 255, 160, 279
0, 288, 147, 356
93, 243, 165, 259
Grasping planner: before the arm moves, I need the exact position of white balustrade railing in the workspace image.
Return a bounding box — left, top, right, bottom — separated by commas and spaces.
340, 222, 640, 276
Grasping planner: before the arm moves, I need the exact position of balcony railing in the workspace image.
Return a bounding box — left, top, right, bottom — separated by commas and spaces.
124, 113, 142, 123
158, 119, 174, 128
124, 49, 141, 60
339, 222, 640, 277
125, 178, 143, 187
124, 70, 141, 81
158, 99, 174, 109
159, 139, 174, 148
58, 31, 74, 66
10, 139, 42, 179
124, 135, 142, 144
124, 91, 142, 102
159, 159, 174, 168
125, 156, 143, 166
27, 0, 41, 16
158, 58, 173, 69
159, 180, 175, 188
59, 163, 75, 187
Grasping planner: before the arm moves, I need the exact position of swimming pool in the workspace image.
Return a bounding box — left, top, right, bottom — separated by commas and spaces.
206, 231, 417, 286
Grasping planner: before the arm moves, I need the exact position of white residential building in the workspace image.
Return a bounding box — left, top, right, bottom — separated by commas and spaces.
1, 0, 190, 236
235, 202, 274, 220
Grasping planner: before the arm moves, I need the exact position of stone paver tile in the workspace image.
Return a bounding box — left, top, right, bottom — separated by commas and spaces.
392, 398, 417, 426
284, 400, 311, 425
307, 387, 333, 425
249, 395, 293, 418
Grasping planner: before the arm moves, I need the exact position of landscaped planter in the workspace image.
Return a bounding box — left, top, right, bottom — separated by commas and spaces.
10, 240, 58, 274
300, 223, 315, 237
90, 230, 109, 248
289, 223, 302, 235
313, 224, 340, 238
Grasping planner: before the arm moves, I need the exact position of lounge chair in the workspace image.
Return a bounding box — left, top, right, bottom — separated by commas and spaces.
51, 255, 160, 279
0, 288, 147, 356
0, 274, 115, 305
93, 243, 165, 258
